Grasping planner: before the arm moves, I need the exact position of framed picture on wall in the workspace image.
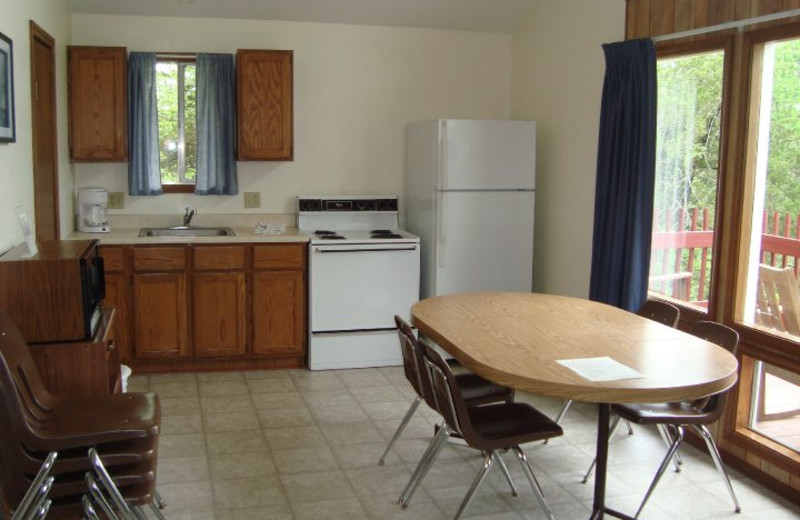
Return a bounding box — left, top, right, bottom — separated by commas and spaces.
0, 31, 15, 143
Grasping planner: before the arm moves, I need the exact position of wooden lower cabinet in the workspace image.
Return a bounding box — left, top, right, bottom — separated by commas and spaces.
100, 242, 307, 372
252, 270, 305, 356
194, 272, 247, 358
133, 272, 189, 359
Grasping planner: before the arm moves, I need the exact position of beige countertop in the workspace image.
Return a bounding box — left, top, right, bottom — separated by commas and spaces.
66, 213, 310, 245
67, 228, 310, 245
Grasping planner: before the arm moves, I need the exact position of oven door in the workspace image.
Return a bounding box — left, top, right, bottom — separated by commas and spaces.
310, 242, 420, 332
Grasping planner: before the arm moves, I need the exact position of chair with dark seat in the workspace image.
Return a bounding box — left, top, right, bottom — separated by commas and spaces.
584, 320, 742, 518
552, 300, 681, 428
0, 310, 163, 518
401, 340, 563, 519
378, 315, 514, 465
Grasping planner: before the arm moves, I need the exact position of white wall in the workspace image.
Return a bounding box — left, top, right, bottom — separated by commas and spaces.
511, 0, 625, 298
71, 15, 512, 217
0, 0, 72, 252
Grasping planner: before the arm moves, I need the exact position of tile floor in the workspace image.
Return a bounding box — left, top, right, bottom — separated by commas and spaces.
129, 367, 800, 520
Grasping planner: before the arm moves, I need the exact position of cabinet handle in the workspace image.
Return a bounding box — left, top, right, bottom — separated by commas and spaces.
107, 340, 115, 352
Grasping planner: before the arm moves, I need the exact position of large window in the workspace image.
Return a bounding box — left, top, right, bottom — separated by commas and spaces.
648, 48, 726, 313
156, 59, 196, 187
736, 33, 800, 457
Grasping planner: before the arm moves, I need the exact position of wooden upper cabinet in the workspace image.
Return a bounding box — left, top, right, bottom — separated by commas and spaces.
68, 46, 127, 162
237, 49, 293, 161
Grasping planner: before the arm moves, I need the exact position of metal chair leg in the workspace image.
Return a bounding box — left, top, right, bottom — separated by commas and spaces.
691, 425, 742, 513
132, 506, 149, 520
656, 424, 682, 473
379, 396, 422, 465
545, 400, 572, 444
154, 490, 167, 509
514, 446, 556, 520
493, 451, 519, 497
454, 451, 494, 520
634, 426, 685, 518
150, 500, 167, 520
399, 422, 449, 507
582, 414, 622, 483
625, 420, 635, 435
82, 495, 101, 520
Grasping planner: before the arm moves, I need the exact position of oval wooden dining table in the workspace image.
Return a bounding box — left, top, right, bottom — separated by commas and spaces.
411, 292, 740, 520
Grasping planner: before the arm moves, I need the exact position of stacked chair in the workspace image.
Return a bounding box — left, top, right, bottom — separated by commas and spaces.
582, 320, 742, 518
0, 311, 164, 519
389, 316, 563, 520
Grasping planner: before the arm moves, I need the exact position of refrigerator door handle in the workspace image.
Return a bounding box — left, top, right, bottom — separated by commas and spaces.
438, 120, 449, 189
437, 191, 447, 268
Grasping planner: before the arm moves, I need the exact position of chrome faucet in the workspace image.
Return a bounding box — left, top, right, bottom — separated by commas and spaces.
183, 207, 197, 227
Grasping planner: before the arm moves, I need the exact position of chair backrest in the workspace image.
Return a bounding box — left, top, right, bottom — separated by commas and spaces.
0, 311, 57, 426
688, 320, 739, 419
418, 340, 476, 444
637, 300, 680, 328
756, 264, 800, 335
394, 315, 437, 411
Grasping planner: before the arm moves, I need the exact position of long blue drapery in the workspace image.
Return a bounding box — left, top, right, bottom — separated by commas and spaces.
128, 52, 162, 195
195, 53, 238, 195
589, 39, 657, 312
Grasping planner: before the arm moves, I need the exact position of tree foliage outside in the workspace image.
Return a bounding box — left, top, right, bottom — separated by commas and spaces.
156, 61, 196, 184
650, 38, 800, 304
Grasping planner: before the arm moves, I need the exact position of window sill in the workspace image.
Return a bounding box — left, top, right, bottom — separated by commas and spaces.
162, 184, 195, 194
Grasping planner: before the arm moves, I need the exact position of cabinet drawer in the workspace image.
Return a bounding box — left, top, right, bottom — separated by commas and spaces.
194, 246, 246, 271
100, 246, 125, 272
133, 246, 187, 271
253, 244, 306, 270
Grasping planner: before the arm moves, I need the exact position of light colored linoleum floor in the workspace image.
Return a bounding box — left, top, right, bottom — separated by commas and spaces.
128, 367, 800, 520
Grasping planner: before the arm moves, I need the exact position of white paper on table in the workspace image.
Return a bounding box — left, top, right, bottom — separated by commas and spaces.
557, 356, 644, 382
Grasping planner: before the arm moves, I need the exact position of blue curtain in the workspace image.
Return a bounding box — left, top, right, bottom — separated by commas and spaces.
195, 53, 238, 195
128, 52, 162, 195
589, 39, 657, 312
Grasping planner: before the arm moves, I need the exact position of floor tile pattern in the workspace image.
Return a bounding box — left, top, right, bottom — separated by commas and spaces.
128, 368, 800, 519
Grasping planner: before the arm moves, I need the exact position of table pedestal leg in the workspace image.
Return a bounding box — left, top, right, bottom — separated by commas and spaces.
590, 403, 636, 520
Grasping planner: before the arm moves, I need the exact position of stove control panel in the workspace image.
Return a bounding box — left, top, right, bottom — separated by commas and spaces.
298, 197, 398, 212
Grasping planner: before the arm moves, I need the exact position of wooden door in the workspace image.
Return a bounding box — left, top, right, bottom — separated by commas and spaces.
252, 270, 305, 356
194, 272, 247, 358
67, 46, 127, 161
237, 50, 293, 160
133, 273, 188, 359
30, 22, 59, 241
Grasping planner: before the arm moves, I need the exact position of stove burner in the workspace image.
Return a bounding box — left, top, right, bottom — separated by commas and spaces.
371, 229, 393, 234
371, 233, 403, 239
319, 235, 346, 240
314, 230, 337, 235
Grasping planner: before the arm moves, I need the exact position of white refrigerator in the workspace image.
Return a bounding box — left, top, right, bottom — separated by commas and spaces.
404, 119, 536, 299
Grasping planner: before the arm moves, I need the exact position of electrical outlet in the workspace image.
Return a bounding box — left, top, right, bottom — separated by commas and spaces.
107, 192, 125, 209
244, 192, 261, 209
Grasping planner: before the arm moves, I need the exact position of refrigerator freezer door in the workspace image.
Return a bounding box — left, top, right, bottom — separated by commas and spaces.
440, 120, 536, 191
433, 190, 534, 296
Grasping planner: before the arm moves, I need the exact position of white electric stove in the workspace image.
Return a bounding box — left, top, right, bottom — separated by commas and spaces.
297, 196, 421, 370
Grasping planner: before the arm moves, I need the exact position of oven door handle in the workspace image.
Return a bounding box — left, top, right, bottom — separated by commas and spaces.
313, 245, 418, 253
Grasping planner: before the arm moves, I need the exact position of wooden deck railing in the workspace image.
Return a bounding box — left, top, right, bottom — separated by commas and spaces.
649, 209, 800, 304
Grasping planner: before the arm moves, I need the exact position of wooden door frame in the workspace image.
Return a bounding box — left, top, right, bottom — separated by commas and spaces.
29, 21, 60, 241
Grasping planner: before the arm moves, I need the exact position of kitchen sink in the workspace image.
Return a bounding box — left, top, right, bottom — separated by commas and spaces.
138, 226, 236, 237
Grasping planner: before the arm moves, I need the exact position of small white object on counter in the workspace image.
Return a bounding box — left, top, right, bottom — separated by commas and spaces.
254, 222, 286, 235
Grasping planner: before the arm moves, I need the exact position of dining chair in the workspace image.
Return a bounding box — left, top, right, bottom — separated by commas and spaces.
401, 340, 563, 520
583, 320, 742, 518
378, 315, 514, 465
551, 300, 681, 431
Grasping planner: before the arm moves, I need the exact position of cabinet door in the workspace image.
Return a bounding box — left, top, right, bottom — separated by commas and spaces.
133, 273, 188, 359
237, 50, 293, 161
102, 272, 131, 363
194, 272, 247, 358
252, 270, 305, 356
68, 46, 127, 161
